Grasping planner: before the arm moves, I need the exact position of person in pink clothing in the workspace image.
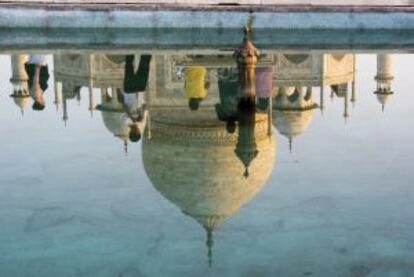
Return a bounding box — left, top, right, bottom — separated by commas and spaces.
255, 67, 273, 111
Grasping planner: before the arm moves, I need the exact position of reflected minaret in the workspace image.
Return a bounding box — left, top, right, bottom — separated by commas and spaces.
9, 54, 30, 115
320, 86, 324, 115
350, 54, 357, 108
60, 82, 82, 126
331, 83, 350, 122
54, 82, 61, 112
374, 54, 394, 112
96, 87, 128, 154
88, 55, 95, 118
88, 85, 95, 118
62, 92, 68, 125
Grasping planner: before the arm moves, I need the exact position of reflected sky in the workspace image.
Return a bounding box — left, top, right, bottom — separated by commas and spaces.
0, 48, 413, 277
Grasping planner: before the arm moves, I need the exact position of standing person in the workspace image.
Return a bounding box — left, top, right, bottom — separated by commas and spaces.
184, 66, 209, 111
25, 55, 50, 111
120, 54, 152, 143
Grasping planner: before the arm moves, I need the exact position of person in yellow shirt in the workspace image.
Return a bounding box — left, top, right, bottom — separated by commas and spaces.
184, 67, 209, 111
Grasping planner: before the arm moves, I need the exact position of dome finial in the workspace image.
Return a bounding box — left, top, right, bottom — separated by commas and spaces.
124, 141, 128, 156
206, 228, 214, 268
244, 13, 254, 40
289, 137, 293, 154
382, 104, 385, 113
244, 167, 249, 178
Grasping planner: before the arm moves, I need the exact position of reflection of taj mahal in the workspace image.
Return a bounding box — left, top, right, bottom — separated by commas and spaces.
6, 51, 396, 266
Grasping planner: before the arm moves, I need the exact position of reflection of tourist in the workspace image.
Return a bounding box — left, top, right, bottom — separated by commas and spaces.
215, 68, 239, 133
120, 55, 151, 142
184, 67, 209, 111
255, 67, 273, 111
25, 55, 50, 111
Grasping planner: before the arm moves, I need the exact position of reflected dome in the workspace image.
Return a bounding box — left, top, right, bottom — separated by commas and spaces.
375, 92, 393, 112
100, 111, 127, 141
96, 90, 128, 150
12, 96, 30, 110
376, 93, 392, 106
143, 109, 276, 230
273, 109, 314, 139
11, 95, 31, 115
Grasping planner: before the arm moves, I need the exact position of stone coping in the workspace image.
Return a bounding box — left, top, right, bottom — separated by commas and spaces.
1, 2, 414, 12
2, 3, 414, 30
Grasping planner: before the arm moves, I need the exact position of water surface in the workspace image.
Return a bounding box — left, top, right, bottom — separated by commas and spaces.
0, 48, 413, 277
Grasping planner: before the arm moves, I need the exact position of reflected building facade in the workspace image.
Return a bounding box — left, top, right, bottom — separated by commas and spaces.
54, 54, 125, 123
272, 53, 355, 150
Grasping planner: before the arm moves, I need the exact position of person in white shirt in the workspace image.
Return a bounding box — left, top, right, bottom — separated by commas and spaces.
25, 55, 50, 111
119, 55, 151, 142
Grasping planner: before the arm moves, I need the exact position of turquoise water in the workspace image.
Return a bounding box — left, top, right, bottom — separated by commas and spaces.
0, 51, 413, 277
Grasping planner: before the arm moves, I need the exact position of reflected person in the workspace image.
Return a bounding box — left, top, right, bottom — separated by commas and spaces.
215, 68, 239, 133
120, 55, 151, 143
255, 67, 273, 112
25, 55, 50, 111
184, 66, 210, 111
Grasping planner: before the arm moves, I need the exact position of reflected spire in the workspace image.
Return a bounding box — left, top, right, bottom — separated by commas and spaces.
62, 93, 68, 126
54, 81, 61, 112
88, 84, 94, 118
351, 54, 356, 109
88, 54, 95, 117
351, 82, 356, 109
76, 90, 81, 106
206, 228, 214, 268
343, 87, 349, 123
320, 86, 324, 116
124, 140, 128, 156
289, 137, 293, 154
